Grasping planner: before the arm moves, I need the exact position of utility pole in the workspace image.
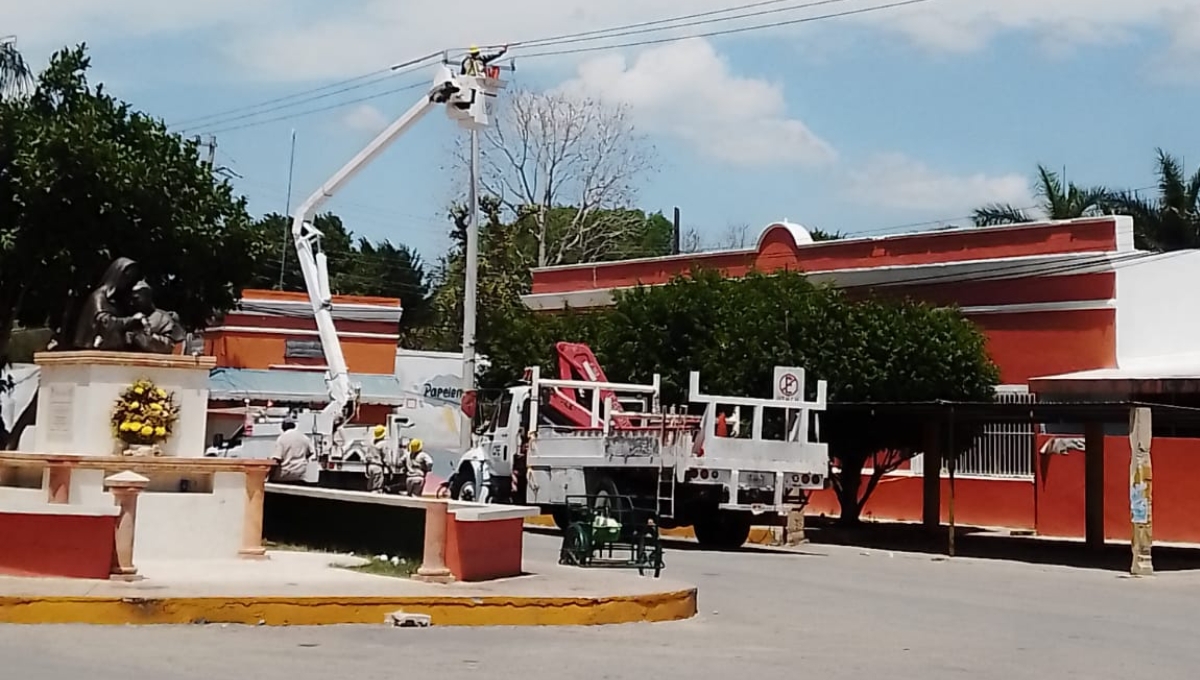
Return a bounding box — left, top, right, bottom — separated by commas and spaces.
204, 135, 217, 167
280, 129, 298, 289
460, 127, 481, 450
672, 207, 681, 255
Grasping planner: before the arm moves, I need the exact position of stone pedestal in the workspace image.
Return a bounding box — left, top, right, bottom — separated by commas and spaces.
31, 351, 215, 458
105, 470, 149, 581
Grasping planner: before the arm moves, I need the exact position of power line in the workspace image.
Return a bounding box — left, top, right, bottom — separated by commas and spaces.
178, 0, 930, 133
518, 0, 931, 58
198, 80, 427, 136
513, 0, 847, 47
168, 52, 443, 130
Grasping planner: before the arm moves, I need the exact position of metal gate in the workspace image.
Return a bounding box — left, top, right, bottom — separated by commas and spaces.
951, 389, 1036, 478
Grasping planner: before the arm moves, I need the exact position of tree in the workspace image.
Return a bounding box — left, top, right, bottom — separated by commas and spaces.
484, 269, 998, 523
472, 88, 658, 267
246, 212, 433, 336
973, 165, 1108, 227
1106, 149, 1200, 252
0, 46, 265, 442
0, 36, 31, 99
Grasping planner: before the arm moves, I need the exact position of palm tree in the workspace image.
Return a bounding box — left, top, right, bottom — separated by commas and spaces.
0, 35, 32, 99
973, 165, 1109, 227
1106, 149, 1200, 252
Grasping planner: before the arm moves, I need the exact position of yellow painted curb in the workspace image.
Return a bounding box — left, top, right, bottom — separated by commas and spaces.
0, 589, 698, 627
526, 516, 779, 546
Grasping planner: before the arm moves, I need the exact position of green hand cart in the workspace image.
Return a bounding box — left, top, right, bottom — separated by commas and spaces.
558, 494, 664, 578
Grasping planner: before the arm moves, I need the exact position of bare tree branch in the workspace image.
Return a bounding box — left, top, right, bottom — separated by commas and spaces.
465, 88, 657, 267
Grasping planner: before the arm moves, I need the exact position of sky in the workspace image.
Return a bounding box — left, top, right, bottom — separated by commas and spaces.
6, 0, 1200, 262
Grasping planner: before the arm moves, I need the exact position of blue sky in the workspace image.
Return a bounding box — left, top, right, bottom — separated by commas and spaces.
8, 0, 1200, 261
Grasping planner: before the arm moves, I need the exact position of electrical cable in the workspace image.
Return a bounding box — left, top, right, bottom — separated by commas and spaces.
517, 0, 930, 58
198, 80, 427, 136
178, 0, 930, 132
169, 52, 442, 130
513, 0, 856, 49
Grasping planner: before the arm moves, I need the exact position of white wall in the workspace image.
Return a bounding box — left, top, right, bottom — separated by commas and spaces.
1116, 250, 1200, 365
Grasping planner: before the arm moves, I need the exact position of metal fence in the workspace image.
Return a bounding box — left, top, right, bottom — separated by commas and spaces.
950, 389, 1036, 478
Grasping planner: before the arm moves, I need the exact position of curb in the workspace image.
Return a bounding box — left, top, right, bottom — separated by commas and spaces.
526, 515, 781, 546
0, 589, 698, 627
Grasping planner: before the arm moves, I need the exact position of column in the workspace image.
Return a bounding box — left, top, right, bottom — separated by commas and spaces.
1129, 407, 1154, 576
239, 468, 269, 560
1083, 421, 1105, 550
105, 471, 149, 581
922, 420, 942, 529
414, 501, 454, 583
47, 464, 71, 504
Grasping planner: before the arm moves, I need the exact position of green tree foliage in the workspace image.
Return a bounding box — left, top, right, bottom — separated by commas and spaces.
483, 269, 999, 522
0, 45, 263, 359
973, 165, 1108, 227
246, 212, 433, 337
418, 201, 674, 356
1106, 149, 1200, 252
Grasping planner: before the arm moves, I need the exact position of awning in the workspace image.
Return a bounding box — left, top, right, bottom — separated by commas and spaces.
208, 367, 410, 406
1029, 354, 1200, 395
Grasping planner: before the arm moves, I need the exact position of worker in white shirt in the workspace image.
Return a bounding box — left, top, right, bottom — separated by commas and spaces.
270, 419, 312, 484
364, 425, 388, 493
403, 438, 434, 497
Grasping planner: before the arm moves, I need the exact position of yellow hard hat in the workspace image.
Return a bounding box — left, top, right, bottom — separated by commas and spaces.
372, 425, 387, 440
408, 438, 423, 453
469, 45, 480, 54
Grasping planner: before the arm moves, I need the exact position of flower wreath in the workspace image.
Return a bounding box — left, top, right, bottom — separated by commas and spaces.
111, 378, 179, 446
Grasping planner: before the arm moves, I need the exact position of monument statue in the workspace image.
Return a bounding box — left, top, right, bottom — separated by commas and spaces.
126, 280, 186, 354
67, 257, 184, 354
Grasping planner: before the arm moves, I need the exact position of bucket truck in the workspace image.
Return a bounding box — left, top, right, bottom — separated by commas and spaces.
284, 58, 505, 484
449, 343, 831, 548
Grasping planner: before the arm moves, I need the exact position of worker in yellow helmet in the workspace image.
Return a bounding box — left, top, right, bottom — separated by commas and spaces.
402, 437, 434, 497
363, 424, 388, 493
460, 43, 509, 76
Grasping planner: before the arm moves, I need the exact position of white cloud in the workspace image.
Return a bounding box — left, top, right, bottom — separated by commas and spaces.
8, 0, 1200, 82
340, 103, 389, 134
4, 0, 285, 51
846, 154, 1033, 214
557, 39, 836, 167
865, 0, 1196, 55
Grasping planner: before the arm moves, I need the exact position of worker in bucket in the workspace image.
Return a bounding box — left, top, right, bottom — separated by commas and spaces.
460, 44, 508, 76
402, 438, 434, 497
364, 425, 388, 493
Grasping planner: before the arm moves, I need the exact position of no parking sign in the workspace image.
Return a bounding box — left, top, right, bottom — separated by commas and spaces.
773, 367, 805, 401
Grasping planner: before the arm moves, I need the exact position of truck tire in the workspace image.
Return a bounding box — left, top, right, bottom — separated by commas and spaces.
693, 511, 752, 549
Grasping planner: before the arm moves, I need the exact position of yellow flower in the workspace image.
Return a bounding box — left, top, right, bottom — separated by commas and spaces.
155, 388, 166, 399
140, 425, 154, 437
134, 387, 144, 395
154, 426, 166, 437
150, 402, 163, 412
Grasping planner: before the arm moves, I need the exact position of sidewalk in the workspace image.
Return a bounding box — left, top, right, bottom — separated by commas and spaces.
0, 551, 697, 626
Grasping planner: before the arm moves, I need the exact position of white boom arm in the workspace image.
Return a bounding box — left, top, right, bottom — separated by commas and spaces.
290, 63, 501, 436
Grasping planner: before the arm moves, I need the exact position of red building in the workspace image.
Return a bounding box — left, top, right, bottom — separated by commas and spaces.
524, 216, 1200, 542
200, 289, 406, 439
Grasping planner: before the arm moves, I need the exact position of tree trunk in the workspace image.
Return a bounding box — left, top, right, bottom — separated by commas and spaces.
835, 455, 866, 524
536, 205, 547, 268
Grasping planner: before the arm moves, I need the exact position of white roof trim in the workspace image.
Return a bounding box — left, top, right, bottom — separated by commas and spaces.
522, 251, 1143, 311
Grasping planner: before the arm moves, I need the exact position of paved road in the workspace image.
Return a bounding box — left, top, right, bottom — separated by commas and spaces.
5, 532, 1200, 680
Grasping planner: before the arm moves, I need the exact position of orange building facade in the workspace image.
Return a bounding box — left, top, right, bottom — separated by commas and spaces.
524, 216, 1200, 542
201, 289, 406, 435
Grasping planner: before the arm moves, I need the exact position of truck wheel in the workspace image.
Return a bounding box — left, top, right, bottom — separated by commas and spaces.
588, 474, 620, 512
694, 511, 752, 549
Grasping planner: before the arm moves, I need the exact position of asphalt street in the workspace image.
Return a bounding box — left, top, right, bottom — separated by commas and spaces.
4, 531, 1200, 680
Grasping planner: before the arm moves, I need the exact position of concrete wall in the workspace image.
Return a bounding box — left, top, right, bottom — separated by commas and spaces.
807, 435, 1200, 544
1115, 250, 1200, 364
